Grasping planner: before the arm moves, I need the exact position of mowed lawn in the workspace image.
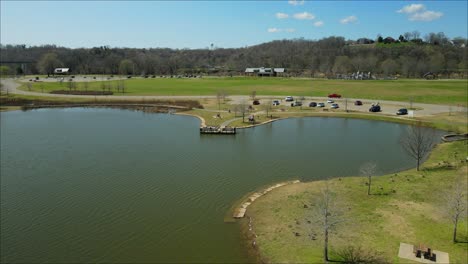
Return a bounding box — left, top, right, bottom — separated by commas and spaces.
24, 77, 467, 106
247, 141, 468, 263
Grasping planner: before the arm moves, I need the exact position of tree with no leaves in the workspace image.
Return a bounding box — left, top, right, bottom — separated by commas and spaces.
263, 99, 273, 118
400, 122, 435, 171
216, 90, 223, 111
250, 90, 257, 100
237, 100, 248, 123
444, 176, 467, 243
37, 53, 63, 76
360, 162, 377, 195
316, 182, 345, 263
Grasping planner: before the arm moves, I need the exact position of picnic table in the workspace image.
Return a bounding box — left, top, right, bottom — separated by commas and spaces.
413, 243, 436, 261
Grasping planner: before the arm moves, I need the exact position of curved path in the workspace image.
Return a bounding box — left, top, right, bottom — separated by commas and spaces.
2, 79, 466, 117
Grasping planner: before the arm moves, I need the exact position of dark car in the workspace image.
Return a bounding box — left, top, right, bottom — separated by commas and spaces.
369, 105, 381, 112
253, 100, 260, 105
397, 108, 408, 115
291, 101, 302, 107
328, 93, 342, 98
354, 100, 363, 106
309, 102, 317, 107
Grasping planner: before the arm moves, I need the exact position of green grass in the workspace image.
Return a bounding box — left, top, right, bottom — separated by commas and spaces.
21, 77, 468, 106
247, 141, 468, 263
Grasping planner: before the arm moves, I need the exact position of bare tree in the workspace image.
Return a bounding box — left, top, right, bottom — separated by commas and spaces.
400, 122, 435, 171
120, 80, 126, 93
220, 89, 228, 103
360, 162, 377, 195
83, 81, 89, 91
344, 98, 348, 112
238, 100, 248, 123
263, 99, 273, 118
216, 90, 223, 111
316, 182, 345, 263
444, 176, 467, 243
26, 82, 32, 91
250, 90, 257, 100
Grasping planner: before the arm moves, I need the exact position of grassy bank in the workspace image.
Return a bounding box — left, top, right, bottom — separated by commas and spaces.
247, 141, 468, 263
21, 77, 467, 106
0, 93, 203, 111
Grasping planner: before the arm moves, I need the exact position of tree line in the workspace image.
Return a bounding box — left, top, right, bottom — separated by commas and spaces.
1, 32, 466, 78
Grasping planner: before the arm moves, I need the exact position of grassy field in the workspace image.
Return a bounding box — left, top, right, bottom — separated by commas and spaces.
22, 77, 468, 106
247, 141, 468, 263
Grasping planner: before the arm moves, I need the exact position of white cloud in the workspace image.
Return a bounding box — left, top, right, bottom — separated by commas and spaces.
340, 15, 358, 24
313, 21, 324, 27
293, 12, 315, 20
409, 10, 443, 21
267, 28, 281, 33
276, 12, 289, 19
397, 4, 443, 22
288, 0, 304, 6
267, 28, 296, 33
397, 4, 425, 14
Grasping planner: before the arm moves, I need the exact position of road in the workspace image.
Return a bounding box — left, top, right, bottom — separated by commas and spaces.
1, 78, 465, 117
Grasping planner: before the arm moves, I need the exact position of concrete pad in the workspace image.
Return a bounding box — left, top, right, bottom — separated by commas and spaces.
398, 243, 449, 264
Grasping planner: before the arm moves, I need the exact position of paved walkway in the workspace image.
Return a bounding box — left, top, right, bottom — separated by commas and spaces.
220, 118, 242, 127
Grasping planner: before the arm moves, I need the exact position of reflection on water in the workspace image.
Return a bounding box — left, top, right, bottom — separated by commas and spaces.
0, 108, 444, 263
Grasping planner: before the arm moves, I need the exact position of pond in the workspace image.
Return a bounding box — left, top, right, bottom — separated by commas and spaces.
0, 108, 445, 263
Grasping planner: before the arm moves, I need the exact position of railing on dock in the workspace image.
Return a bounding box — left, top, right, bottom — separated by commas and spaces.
200, 126, 236, 134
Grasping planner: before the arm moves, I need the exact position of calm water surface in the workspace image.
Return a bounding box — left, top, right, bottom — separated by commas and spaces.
0, 108, 444, 263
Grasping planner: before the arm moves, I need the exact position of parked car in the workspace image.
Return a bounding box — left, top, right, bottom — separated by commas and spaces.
327, 99, 334, 103
317, 103, 325, 107
328, 93, 342, 98
330, 103, 339, 109
291, 101, 303, 107
369, 105, 381, 112
354, 100, 363, 106
253, 100, 260, 105
309, 102, 317, 107
397, 108, 408, 115
285, 96, 294, 102
272, 100, 280, 106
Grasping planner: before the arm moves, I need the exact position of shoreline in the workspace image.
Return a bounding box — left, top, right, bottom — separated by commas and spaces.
239, 141, 467, 263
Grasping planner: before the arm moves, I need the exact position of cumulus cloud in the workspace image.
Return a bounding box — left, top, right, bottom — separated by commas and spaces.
267, 28, 281, 33
293, 12, 315, 20
267, 28, 296, 33
276, 12, 289, 19
340, 15, 358, 24
409, 10, 443, 21
397, 4, 425, 14
288, 0, 304, 6
313, 21, 324, 27
397, 4, 443, 22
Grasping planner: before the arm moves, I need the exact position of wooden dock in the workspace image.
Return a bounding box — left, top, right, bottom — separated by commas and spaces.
200, 126, 236, 134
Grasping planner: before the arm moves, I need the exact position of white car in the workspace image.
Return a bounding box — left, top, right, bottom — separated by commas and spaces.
327, 99, 334, 103
317, 103, 325, 107
285, 96, 294, 102
330, 103, 339, 109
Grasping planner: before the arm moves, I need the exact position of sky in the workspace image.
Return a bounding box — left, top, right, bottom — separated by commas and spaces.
1, 0, 467, 49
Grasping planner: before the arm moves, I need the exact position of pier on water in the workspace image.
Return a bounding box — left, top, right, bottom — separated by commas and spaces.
200, 126, 236, 134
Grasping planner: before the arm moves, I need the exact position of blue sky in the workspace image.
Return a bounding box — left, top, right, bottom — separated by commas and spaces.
1, 1, 466, 49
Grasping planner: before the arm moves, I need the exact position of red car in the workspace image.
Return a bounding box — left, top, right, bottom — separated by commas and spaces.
328, 93, 342, 98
